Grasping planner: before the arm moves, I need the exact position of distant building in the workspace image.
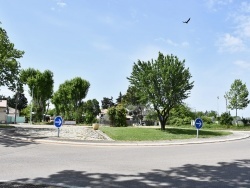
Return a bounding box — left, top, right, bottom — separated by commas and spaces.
0, 99, 21, 123
0, 100, 8, 123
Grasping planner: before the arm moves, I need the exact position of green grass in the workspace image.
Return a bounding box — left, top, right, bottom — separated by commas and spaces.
0, 125, 15, 128
100, 126, 231, 141
170, 123, 250, 131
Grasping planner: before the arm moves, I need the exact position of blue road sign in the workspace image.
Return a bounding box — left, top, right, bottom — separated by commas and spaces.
195, 118, 203, 129
54, 116, 63, 128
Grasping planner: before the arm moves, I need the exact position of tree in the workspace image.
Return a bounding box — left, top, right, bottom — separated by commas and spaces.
0, 24, 24, 90
127, 52, 194, 130
116, 92, 123, 104
123, 86, 141, 106
20, 68, 54, 122
101, 97, 114, 109
107, 104, 127, 127
83, 99, 101, 124
52, 77, 90, 123
7, 93, 28, 112
226, 79, 249, 123
169, 104, 195, 125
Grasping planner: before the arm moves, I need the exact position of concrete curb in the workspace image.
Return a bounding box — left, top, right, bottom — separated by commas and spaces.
29, 131, 250, 146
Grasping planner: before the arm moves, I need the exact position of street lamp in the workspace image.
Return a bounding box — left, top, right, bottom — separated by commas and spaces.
30, 86, 34, 124
217, 96, 219, 117
224, 94, 228, 113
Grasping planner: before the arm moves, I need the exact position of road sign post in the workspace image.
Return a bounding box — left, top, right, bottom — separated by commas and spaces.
54, 116, 63, 137
195, 118, 203, 138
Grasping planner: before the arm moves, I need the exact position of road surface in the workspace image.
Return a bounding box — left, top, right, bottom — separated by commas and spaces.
1, 137, 250, 187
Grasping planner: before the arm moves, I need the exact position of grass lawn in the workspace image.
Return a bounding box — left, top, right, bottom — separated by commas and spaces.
100, 126, 232, 141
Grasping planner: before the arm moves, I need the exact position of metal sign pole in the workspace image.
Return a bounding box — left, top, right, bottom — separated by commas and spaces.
197, 129, 199, 138
58, 128, 60, 137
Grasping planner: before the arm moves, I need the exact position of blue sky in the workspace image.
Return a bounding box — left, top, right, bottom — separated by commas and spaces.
1, 0, 250, 117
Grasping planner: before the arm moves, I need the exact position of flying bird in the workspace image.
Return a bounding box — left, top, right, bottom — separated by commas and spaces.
183, 18, 191, 24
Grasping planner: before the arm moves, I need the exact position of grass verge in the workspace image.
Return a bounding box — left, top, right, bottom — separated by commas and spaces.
0, 125, 15, 128
100, 126, 232, 141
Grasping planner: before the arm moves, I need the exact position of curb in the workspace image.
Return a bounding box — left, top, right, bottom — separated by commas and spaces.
29, 131, 250, 146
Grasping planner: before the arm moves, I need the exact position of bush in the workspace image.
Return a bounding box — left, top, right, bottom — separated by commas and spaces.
108, 104, 127, 127
201, 116, 213, 124
169, 117, 183, 126
220, 112, 233, 125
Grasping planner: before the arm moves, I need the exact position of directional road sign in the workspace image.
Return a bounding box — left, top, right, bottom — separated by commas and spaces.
54, 116, 63, 128
195, 118, 203, 129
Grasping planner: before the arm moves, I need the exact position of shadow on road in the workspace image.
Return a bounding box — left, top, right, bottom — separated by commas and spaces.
0, 128, 42, 147
8, 159, 250, 188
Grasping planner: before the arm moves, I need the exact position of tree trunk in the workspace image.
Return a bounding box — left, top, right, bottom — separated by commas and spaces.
236, 108, 238, 126
160, 118, 166, 130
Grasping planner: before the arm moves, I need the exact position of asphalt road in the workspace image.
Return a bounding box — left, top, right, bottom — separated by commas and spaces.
1, 137, 250, 188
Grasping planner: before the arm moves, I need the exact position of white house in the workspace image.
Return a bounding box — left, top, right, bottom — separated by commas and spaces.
0, 99, 20, 123
0, 100, 8, 123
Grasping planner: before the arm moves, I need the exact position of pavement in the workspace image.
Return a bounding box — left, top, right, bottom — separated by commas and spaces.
2, 124, 250, 146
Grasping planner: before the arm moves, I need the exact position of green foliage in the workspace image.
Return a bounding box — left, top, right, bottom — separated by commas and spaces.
7, 93, 28, 113
20, 104, 31, 117
47, 108, 55, 116
0, 24, 24, 90
169, 117, 183, 126
123, 86, 141, 106
220, 112, 233, 125
168, 104, 195, 126
201, 116, 213, 124
116, 92, 123, 104
226, 79, 250, 117
52, 77, 90, 123
20, 68, 54, 122
107, 104, 127, 127
83, 99, 101, 124
127, 52, 194, 130
145, 109, 158, 122
101, 97, 114, 109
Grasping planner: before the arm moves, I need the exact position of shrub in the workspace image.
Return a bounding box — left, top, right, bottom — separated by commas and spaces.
220, 112, 233, 125
108, 104, 127, 127
201, 116, 213, 124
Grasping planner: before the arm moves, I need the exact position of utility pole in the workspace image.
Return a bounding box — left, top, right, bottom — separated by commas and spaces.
14, 91, 19, 124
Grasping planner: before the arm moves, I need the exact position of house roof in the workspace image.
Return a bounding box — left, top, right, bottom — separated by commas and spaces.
0, 100, 7, 108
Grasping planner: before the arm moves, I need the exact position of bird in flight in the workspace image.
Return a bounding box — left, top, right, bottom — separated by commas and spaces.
183, 18, 191, 24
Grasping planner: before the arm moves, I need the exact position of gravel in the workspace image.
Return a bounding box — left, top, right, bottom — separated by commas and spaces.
0, 124, 112, 141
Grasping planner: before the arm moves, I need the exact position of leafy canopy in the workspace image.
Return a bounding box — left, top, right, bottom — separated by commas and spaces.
226, 79, 249, 117
127, 52, 194, 130
52, 77, 90, 123
0, 24, 24, 90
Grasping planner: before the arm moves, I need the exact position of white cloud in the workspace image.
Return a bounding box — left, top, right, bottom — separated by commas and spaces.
166, 39, 178, 46
154, 38, 189, 48
57, 1, 67, 8
233, 60, 250, 70
206, 0, 233, 11
216, 1, 250, 52
240, 1, 250, 13
129, 45, 167, 62
217, 33, 245, 52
